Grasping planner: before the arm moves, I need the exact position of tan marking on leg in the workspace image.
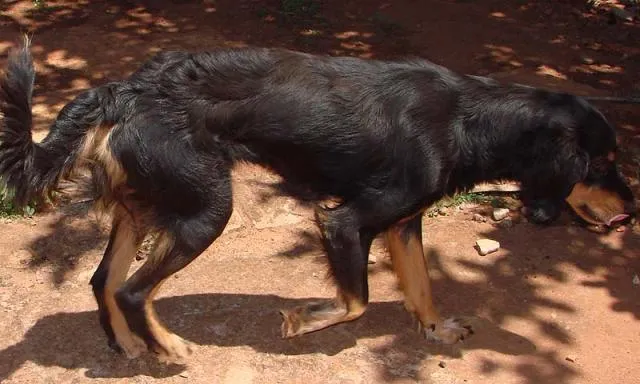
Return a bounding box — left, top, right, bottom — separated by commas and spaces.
130, 232, 194, 363
385, 225, 471, 344
385, 227, 440, 325
145, 279, 195, 363
103, 212, 146, 358
280, 289, 366, 338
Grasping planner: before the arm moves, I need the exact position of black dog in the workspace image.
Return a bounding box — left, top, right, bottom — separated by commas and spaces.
0, 40, 635, 362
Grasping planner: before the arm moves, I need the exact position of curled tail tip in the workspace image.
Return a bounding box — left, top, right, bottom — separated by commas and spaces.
22, 33, 32, 48
4, 35, 35, 79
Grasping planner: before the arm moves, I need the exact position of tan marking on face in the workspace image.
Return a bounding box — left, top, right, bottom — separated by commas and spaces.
566, 182, 626, 225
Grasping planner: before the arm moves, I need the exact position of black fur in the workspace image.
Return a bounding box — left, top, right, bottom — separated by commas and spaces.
0, 47, 121, 206
0, 44, 635, 355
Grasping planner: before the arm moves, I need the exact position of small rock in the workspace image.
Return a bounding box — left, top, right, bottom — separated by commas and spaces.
580, 55, 595, 65
492, 208, 510, 221
179, 372, 189, 378
472, 213, 487, 223
438, 361, 446, 369
368, 253, 377, 264
497, 218, 514, 229
475, 239, 500, 256
616, 225, 626, 233
438, 207, 449, 216
565, 356, 576, 363
633, 274, 639, 286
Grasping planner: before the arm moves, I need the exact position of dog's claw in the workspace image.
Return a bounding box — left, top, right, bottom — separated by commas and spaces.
423, 317, 473, 344
155, 334, 194, 365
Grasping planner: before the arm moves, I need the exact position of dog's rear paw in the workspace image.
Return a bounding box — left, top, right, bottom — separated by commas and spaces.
155, 334, 194, 364
424, 317, 473, 344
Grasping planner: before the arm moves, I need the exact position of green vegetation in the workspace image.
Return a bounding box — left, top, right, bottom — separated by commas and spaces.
0, 185, 36, 218
426, 192, 491, 218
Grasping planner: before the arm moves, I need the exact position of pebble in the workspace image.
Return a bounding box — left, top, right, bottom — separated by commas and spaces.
475, 239, 500, 256
438, 361, 446, 368
580, 55, 595, 65
472, 213, 487, 223
633, 274, 639, 286
565, 356, 576, 363
492, 208, 510, 221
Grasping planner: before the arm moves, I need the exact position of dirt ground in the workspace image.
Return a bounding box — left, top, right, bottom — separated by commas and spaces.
1, 1, 640, 383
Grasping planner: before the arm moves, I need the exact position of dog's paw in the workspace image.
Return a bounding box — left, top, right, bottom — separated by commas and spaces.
423, 317, 473, 344
115, 332, 147, 359
155, 333, 194, 365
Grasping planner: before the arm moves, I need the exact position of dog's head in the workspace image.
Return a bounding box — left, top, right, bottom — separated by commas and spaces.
524, 97, 636, 228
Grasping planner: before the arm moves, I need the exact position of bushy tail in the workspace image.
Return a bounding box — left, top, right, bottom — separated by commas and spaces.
0, 40, 118, 207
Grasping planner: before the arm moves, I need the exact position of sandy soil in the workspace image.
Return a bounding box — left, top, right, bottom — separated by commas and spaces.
1, 1, 639, 383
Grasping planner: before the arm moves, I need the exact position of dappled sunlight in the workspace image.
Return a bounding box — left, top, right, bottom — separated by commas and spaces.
45, 49, 88, 70
535, 64, 568, 80
0, 1, 639, 383
481, 44, 524, 69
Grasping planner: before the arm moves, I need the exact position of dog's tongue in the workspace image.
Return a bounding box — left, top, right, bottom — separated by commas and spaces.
607, 214, 630, 227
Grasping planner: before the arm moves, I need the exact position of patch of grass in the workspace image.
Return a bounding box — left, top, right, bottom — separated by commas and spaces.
490, 196, 508, 209
0, 186, 36, 218
426, 192, 492, 218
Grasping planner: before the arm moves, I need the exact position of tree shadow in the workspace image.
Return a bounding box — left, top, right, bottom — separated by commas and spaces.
26, 203, 107, 287
476, 219, 640, 320
0, 292, 537, 382
1, 1, 639, 383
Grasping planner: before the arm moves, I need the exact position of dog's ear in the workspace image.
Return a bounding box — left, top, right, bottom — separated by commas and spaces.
563, 147, 589, 187
533, 133, 589, 196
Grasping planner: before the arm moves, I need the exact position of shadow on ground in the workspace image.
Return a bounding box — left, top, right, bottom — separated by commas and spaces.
0, 292, 536, 381
1, 1, 640, 383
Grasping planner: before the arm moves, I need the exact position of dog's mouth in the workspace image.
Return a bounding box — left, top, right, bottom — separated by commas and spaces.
569, 203, 630, 228
565, 182, 633, 228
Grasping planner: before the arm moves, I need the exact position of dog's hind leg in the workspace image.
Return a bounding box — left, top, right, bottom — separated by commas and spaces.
385, 213, 472, 344
114, 184, 233, 363
90, 206, 147, 358
281, 204, 373, 337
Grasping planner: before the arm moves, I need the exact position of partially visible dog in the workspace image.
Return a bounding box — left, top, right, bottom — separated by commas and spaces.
0, 40, 635, 362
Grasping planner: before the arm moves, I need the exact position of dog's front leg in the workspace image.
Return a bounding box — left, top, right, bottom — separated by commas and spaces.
385, 213, 472, 344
